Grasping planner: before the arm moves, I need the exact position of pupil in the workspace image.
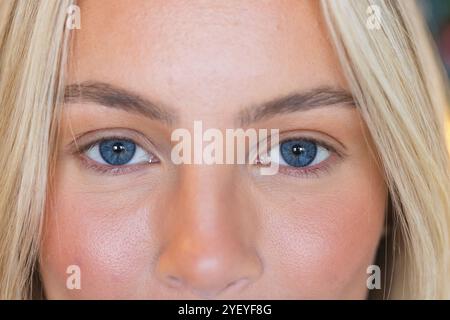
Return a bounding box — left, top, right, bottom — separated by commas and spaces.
112, 143, 125, 153
292, 145, 304, 155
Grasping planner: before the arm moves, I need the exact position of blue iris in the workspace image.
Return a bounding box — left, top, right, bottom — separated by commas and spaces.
99, 139, 136, 165
280, 139, 317, 167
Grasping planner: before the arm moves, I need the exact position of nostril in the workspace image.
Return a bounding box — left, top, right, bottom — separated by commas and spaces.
225, 277, 250, 292
193, 277, 251, 298
165, 275, 183, 289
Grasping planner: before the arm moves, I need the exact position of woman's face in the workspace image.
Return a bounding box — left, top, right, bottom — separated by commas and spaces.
40, 0, 387, 299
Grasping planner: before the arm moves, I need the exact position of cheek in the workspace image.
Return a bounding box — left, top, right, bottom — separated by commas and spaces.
259, 163, 387, 298
40, 179, 160, 299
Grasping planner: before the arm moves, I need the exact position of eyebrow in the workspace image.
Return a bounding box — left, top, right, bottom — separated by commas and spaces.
64, 82, 176, 124
64, 82, 355, 126
238, 87, 356, 125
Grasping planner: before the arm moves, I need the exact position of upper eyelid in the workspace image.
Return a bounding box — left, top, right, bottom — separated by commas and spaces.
259, 131, 347, 158
279, 137, 333, 149
66, 128, 157, 156
79, 137, 141, 154
277, 129, 348, 153
269, 138, 337, 163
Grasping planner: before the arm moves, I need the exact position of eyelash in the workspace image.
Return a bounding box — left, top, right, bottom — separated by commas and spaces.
72, 133, 345, 178
74, 135, 159, 176
257, 135, 344, 179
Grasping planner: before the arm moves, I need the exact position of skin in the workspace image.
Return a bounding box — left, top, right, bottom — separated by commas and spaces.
40, 0, 388, 299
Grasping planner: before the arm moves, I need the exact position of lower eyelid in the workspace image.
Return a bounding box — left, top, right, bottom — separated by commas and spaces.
282, 151, 341, 176
277, 163, 332, 178
77, 153, 157, 175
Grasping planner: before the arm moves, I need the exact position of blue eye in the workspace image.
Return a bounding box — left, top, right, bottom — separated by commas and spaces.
270, 139, 331, 168
99, 139, 136, 165
84, 138, 152, 166
280, 140, 317, 167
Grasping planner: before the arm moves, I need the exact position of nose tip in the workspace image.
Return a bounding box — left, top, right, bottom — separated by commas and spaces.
156, 243, 262, 298
155, 166, 262, 297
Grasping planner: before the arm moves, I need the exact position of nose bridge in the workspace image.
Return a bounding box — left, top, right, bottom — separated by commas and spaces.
155, 165, 262, 297
179, 165, 233, 223
171, 166, 239, 248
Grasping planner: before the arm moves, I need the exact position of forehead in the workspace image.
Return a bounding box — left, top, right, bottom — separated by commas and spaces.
71, 0, 347, 119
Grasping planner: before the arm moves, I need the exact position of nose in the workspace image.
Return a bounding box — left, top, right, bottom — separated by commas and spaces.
155, 166, 263, 298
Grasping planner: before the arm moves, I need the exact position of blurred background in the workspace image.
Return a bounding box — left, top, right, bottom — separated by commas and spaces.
421, 0, 450, 146
420, 0, 450, 77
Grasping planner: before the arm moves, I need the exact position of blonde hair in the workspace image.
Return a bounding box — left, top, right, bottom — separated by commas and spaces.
0, 0, 449, 299
0, 0, 74, 299
321, 0, 450, 298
